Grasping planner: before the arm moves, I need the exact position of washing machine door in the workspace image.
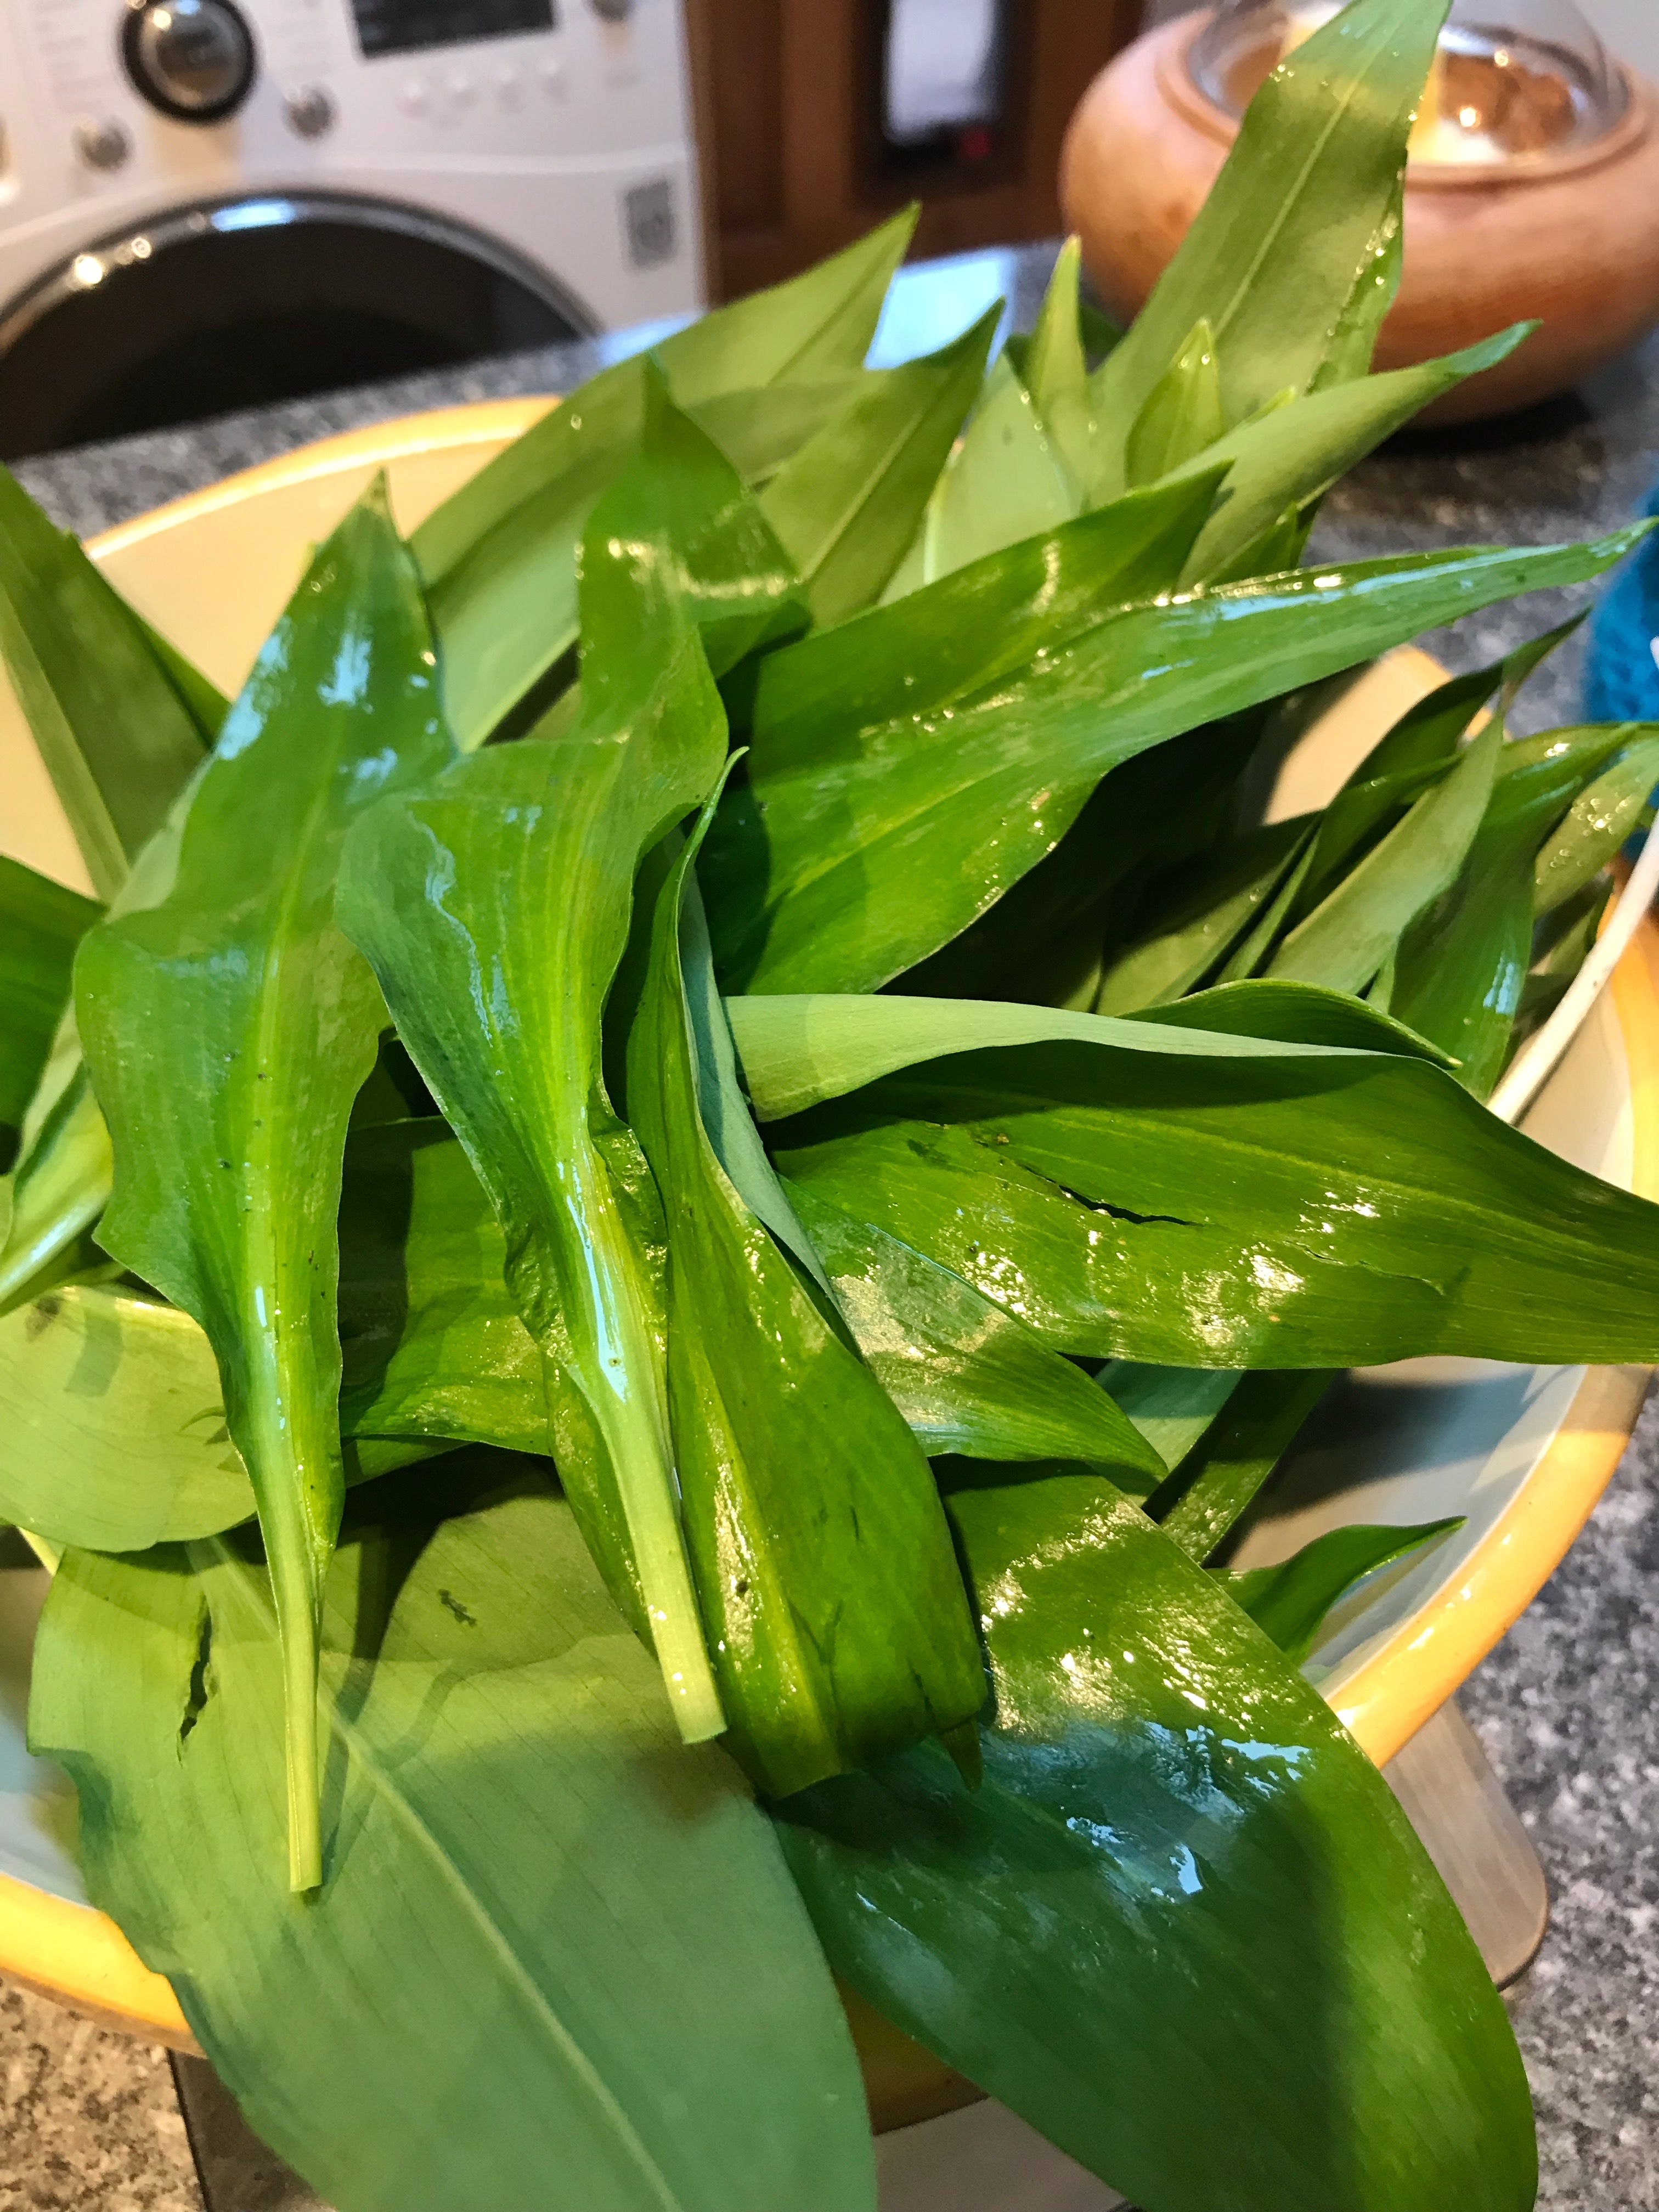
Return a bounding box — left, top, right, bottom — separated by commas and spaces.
0, 193, 589, 460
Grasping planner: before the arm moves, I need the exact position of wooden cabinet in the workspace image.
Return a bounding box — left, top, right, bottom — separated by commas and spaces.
685, 1, 1142, 301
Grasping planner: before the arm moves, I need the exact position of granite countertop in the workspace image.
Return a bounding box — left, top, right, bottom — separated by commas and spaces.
4, 243, 1659, 2211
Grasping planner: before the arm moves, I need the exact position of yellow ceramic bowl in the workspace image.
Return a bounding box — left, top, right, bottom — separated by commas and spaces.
0, 408, 1655, 2090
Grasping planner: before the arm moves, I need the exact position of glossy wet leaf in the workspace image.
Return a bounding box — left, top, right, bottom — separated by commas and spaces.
1533, 733, 1659, 916
0, 1013, 112, 1316
759, 307, 999, 626
1177, 328, 1527, 584
1391, 731, 1633, 1094
777, 1463, 1534, 2212
1018, 238, 1096, 485
1090, 0, 1452, 493
1268, 717, 1503, 994
75, 481, 454, 1889
0, 857, 99, 1140
759, 1006, 1659, 1370
1098, 1361, 1242, 1480
338, 392, 742, 1745
1093, 818, 1312, 1014
1155, 1370, 1338, 1562
712, 532, 1643, 995
1221, 1517, 1462, 1666
911, 347, 1081, 586
785, 1179, 1166, 1488
414, 212, 916, 746
625, 819, 984, 1795
1126, 319, 1224, 490
0, 466, 208, 899
31, 1463, 879, 2212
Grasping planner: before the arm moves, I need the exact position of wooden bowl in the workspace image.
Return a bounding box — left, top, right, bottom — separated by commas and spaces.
1, 412, 1656, 2198
1060, 12, 1659, 423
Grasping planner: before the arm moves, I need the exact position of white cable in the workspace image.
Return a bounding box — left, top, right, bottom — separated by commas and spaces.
1488, 826, 1659, 1128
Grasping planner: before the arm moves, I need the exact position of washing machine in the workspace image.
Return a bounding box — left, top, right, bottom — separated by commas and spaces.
0, 0, 703, 456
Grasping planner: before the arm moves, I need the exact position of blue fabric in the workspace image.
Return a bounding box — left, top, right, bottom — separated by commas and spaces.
1587, 482, 1659, 724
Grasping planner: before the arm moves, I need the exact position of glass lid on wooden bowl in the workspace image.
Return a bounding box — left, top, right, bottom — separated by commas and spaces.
1189, 0, 1629, 165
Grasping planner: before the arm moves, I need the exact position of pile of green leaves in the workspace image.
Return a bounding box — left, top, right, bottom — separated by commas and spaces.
4, 2, 1658, 2205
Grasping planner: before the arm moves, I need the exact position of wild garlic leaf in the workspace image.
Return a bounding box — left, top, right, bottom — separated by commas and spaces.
0, 1278, 447, 1556
1097, 1360, 1242, 1479
31, 1464, 881, 2212
1154, 1370, 1338, 1562
0, 857, 100, 1143
1093, 817, 1313, 1015
1268, 716, 1504, 995
1219, 1516, 1463, 1666
777, 1462, 1534, 2212
1124, 319, 1224, 490
624, 815, 985, 1796
1017, 237, 1096, 485
1175, 327, 1528, 585
907, 347, 1081, 589
74, 479, 454, 1890
0, 466, 208, 899
759, 306, 1000, 625
1090, 0, 1452, 492
713, 532, 1645, 996
1391, 732, 1639, 1095
783, 1178, 1166, 1490
757, 1008, 1659, 1369
1533, 733, 1659, 917
338, 389, 754, 1746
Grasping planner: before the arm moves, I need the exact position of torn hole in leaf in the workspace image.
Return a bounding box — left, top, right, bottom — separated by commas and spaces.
179, 1604, 214, 1748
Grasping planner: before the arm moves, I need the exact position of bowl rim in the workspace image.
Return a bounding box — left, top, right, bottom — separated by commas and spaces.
2, 399, 1655, 2053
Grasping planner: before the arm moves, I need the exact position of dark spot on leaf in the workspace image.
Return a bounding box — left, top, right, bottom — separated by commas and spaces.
25, 1296, 62, 1341
179, 1609, 214, 1746
733, 1578, 750, 1598
218, 1158, 232, 1170
438, 1588, 477, 1626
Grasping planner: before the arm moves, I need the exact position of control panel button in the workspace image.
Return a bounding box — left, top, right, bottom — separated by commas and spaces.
284, 83, 334, 137
74, 117, 132, 170
121, 0, 257, 125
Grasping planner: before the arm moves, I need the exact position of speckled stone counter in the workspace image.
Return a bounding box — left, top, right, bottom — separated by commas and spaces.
4, 243, 1659, 2210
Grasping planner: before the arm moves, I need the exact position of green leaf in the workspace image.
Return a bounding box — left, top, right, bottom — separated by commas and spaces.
784, 1178, 1167, 1488
338, 396, 741, 1749
30, 1463, 879, 2212
411, 211, 918, 748
1176, 328, 1528, 584
776, 1464, 1534, 2212
0, 1013, 112, 1317
0, 857, 100, 1138
1018, 238, 1096, 485
0, 1277, 444, 1555
1127, 977, 1453, 1062
1310, 172, 1406, 390
1391, 732, 1633, 1095
753, 1000, 1659, 1369
0, 466, 208, 899
1268, 717, 1503, 995
624, 814, 985, 1795
1093, 817, 1313, 1014
1155, 1370, 1338, 1562
1097, 1360, 1242, 1478
911, 348, 1081, 586
713, 531, 1644, 995
1125, 319, 1224, 490
1533, 733, 1659, 916
74, 480, 455, 1891
1090, 0, 1451, 492
759, 307, 999, 626
1221, 1517, 1463, 1666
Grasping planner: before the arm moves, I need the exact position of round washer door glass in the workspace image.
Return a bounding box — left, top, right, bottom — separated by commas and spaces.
0, 198, 588, 461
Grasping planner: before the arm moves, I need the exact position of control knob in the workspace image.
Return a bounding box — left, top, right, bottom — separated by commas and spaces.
120, 0, 256, 124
